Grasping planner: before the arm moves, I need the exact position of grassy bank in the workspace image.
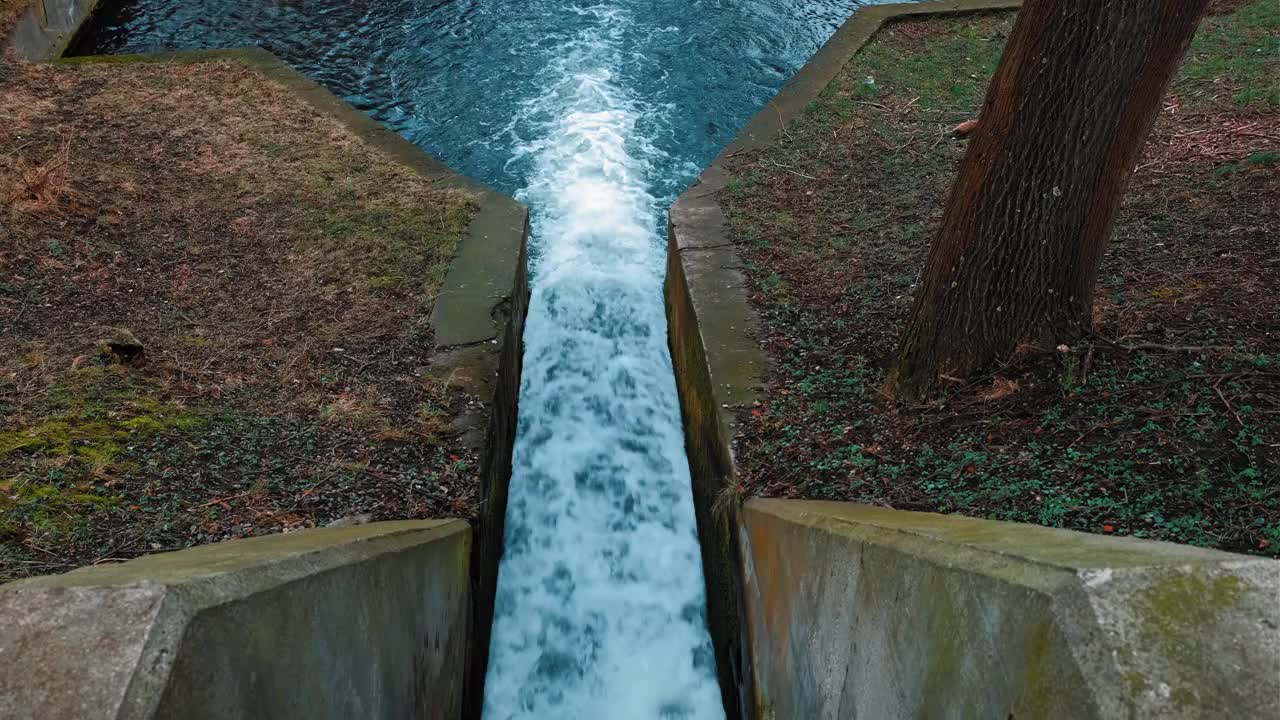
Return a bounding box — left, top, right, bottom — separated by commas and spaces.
1, 57, 477, 579
723, 1, 1279, 555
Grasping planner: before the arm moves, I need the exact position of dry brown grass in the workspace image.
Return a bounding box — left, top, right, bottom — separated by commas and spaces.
2, 59, 474, 413
1, 58, 479, 578
1139, 110, 1280, 173
4, 135, 77, 210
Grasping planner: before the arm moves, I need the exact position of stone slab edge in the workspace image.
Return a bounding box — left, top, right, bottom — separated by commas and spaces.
664, 3, 1021, 718
0, 520, 472, 720
56, 48, 530, 718
4, 0, 99, 61
740, 499, 1280, 718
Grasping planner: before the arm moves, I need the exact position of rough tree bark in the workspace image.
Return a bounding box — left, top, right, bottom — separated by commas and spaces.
891, 0, 1210, 401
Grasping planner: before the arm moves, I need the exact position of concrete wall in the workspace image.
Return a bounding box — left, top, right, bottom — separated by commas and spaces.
665, 204, 757, 719
462, 220, 529, 719
0, 520, 472, 720
741, 500, 1280, 719
5, 0, 98, 61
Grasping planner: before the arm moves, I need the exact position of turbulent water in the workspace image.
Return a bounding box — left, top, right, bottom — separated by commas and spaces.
78, 0, 883, 716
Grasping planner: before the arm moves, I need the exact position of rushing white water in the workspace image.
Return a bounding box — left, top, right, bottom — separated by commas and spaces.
482, 6, 725, 718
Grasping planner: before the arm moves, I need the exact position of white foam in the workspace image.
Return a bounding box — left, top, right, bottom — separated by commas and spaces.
482, 5, 725, 719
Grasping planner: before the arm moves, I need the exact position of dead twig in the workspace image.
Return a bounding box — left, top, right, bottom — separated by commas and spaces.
1089, 331, 1237, 356
772, 103, 793, 142
1213, 376, 1246, 427
195, 491, 254, 508
766, 160, 817, 181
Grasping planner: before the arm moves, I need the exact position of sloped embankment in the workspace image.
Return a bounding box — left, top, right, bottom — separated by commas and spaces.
1, 56, 483, 579
723, 1, 1280, 556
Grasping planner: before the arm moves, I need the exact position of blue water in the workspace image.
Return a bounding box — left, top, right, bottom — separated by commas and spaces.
77, 1, 878, 716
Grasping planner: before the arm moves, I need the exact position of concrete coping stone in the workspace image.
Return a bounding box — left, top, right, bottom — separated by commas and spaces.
0, 520, 473, 720
5, 518, 465, 594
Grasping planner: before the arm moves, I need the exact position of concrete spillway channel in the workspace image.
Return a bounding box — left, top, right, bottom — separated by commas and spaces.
42, 0, 892, 714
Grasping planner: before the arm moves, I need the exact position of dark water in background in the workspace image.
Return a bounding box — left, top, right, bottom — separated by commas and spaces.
75, 0, 869, 202
76, 1, 883, 716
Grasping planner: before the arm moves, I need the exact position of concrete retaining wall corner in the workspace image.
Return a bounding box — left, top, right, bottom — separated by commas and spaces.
741, 499, 1280, 719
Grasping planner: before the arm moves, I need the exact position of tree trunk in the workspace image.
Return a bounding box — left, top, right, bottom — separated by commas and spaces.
891, 0, 1209, 401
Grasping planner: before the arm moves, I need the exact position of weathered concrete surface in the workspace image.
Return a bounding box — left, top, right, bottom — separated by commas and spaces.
665, 4, 1023, 717
741, 499, 1280, 720
0, 520, 472, 720
4, 0, 98, 61
665, 212, 754, 718
462, 221, 529, 719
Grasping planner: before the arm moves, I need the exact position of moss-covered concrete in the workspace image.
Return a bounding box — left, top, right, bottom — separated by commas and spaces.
0, 520, 472, 720
462, 223, 529, 719
741, 499, 1280, 719
665, 211, 755, 718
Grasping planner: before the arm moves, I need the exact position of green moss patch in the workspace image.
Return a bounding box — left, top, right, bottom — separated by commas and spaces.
723, 4, 1279, 555
1, 368, 200, 461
